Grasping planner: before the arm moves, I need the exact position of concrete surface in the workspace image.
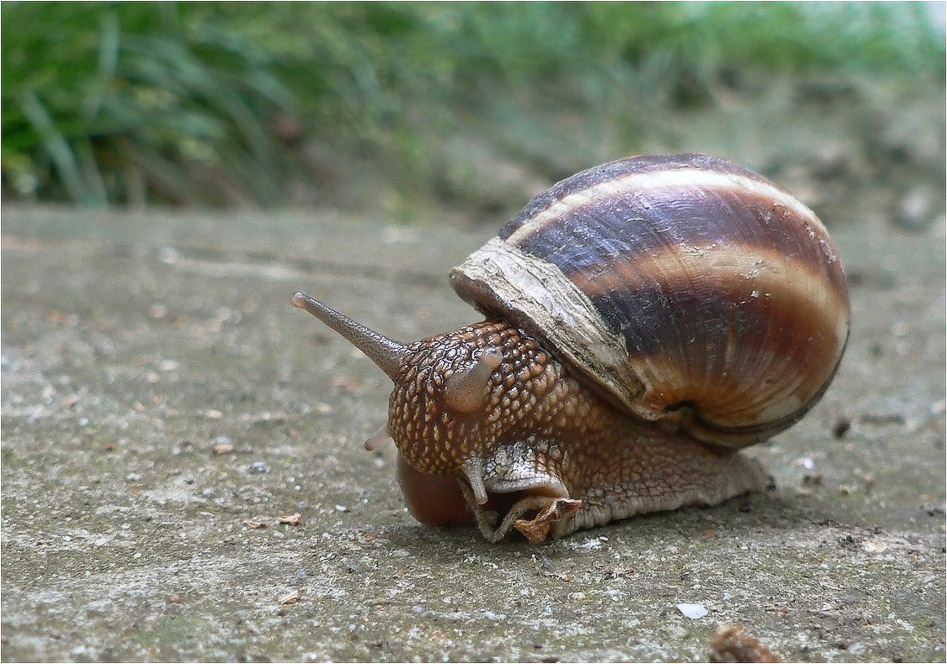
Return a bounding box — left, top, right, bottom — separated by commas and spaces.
1, 204, 944, 662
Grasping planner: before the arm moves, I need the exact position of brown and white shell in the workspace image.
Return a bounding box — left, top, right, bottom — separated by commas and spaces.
449, 153, 850, 448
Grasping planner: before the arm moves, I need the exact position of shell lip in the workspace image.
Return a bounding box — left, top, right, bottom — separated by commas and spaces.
449, 238, 645, 414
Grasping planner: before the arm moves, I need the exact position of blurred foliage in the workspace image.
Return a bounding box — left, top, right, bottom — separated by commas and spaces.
2, 1, 943, 207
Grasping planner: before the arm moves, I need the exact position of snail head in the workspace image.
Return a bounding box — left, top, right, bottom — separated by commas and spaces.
291, 292, 504, 510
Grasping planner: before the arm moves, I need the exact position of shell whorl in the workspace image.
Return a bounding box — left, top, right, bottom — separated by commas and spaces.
450, 153, 850, 447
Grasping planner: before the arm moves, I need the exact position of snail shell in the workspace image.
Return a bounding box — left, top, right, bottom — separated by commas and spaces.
450, 153, 849, 448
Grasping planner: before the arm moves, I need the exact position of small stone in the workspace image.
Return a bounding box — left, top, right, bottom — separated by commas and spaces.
158, 247, 178, 265
792, 456, 815, 470
677, 603, 708, 619
894, 185, 941, 231
212, 442, 234, 455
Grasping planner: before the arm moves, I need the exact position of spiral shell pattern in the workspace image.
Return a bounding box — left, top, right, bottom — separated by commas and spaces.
450, 154, 850, 447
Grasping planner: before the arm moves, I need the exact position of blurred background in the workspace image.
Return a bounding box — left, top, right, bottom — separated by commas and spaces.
2, 1, 944, 229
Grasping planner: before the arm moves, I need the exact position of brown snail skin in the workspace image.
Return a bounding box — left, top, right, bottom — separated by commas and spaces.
292, 153, 850, 544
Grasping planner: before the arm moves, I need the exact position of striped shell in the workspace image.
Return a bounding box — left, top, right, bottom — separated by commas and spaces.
449, 153, 850, 448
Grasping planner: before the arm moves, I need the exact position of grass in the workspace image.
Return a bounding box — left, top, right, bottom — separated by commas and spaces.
2, 1, 943, 208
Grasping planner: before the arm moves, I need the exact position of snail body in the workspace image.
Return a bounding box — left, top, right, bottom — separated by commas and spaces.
293, 153, 850, 543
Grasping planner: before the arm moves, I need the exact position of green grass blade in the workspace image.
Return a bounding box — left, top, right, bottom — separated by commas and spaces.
18, 91, 91, 205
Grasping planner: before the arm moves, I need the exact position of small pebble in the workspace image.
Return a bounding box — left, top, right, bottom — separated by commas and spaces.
895, 185, 940, 231
676, 603, 708, 619
158, 247, 178, 265
792, 456, 815, 470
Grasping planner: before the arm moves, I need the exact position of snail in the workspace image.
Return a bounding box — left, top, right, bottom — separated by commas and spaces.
292, 153, 850, 543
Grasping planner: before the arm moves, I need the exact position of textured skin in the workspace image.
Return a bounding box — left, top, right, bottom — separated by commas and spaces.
389, 320, 768, 541
388, 321, 557, 477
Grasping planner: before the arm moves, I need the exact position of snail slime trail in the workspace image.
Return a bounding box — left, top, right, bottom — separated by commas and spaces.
293, 153, 850, 544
